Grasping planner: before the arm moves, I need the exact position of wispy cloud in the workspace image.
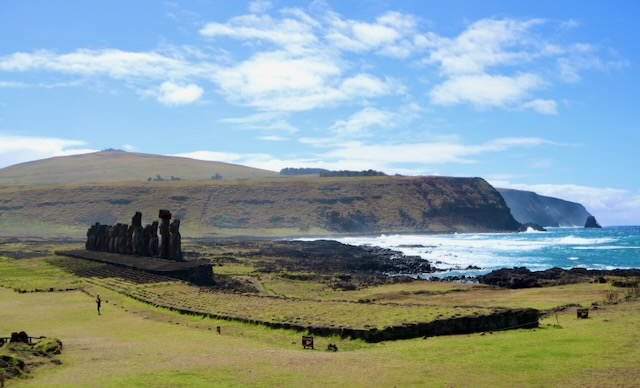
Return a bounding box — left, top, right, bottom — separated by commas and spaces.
185, 135, 555, 174
0, 5, 623, 116
520, 99, 558, 115
330, 107, 398, 138
219, 112, 298, 133
0, 134, 97, 168
429, 73, 545, 109
325, 11, 419, 58
0, 49, 200, 79
420, 18, 623, 112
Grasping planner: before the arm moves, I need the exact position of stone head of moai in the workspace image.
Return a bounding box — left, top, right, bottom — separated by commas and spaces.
159, 209, 172, 220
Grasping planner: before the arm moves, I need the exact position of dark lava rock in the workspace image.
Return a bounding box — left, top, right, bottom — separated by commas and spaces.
478, 267, 540, 289
479, 267, 640, 288
584, 216, 602, 228
248, 239, 434, 275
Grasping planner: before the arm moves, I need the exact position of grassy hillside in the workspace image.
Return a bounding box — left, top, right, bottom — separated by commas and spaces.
0, 150, 280, 185
0, 175, 520, 238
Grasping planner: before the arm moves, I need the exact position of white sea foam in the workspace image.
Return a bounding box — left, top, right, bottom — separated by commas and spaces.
574, 245, 639, 250
554, 236, 616, 245
305, 226, 640, 274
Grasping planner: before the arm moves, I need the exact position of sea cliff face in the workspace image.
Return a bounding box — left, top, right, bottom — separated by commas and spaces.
0, 176, 521, 237
497, 188, 592, 227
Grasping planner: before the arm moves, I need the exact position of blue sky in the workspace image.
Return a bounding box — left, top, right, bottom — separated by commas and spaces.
0, 1, 638, 225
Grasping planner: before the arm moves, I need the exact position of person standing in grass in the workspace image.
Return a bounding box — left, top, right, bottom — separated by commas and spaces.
96, 294, 101, 315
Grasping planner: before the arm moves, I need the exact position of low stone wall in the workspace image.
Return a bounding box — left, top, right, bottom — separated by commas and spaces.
109, 285, 539, 342
228, 308, 539, 342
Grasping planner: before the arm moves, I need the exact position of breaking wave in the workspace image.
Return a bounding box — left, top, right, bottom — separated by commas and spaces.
330, 226, 640, 277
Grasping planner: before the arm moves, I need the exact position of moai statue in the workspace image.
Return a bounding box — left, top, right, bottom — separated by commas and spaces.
148, 221, 159, 257
86, 222, 99, 250
158, 210, 172, 259
169, 219, 182, 260
130, 212, 144, 255
108, 225, 116, 253
141, 224, 151, 257
96, 224, 106, 251
117, 223, 128, 254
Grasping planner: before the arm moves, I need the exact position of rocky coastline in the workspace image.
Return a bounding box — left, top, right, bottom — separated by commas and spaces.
215, 239, 640, 290
477, 266, 640, 288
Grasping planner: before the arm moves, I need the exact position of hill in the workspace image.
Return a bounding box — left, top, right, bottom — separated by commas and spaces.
0, 150, 279, 185
0, 175, 521, 238
497, 188, 592, 227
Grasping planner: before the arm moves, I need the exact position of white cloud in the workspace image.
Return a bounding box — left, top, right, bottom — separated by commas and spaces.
212, 51, 342, 111
199, 6, 411, 111
211, 50, 396, 111
155, 81, 203, 105
0, 49, 198, 79
330, 107, 397, 138
0, 81, 27, 88
425, 18, 544, 76
220, 112, 298, 133
121, 144, 137, 152
249, 0, 271, 14
199, 12, 318, 54
0, 7, 625, 116
429, 73, 544, 109
339, 73, 395, 97
325, 11, 418, 58
318, 136, 554, 166
0, 135, 97, 168
177, 135, 557, 177
419, 17, 625, 114
520, 98, 558, 114
258, 135, 287, 141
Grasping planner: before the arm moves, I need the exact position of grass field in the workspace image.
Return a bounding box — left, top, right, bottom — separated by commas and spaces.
1, 241, 640, 387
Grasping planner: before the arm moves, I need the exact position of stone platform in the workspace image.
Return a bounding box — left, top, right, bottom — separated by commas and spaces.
56, 250, 214, 286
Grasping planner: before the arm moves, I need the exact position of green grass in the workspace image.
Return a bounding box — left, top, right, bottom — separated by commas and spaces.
2, 287, 639, 387
0, 256, 83, 291
2, 242, 640, 386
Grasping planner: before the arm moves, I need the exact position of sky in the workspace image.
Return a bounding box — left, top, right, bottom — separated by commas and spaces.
0, 1, 639, 225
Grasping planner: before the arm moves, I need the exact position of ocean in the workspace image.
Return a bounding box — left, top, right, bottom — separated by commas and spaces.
330, 226, 640, 278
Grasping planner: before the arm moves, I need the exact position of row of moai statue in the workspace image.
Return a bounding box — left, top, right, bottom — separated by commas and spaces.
85, 210, 182, 260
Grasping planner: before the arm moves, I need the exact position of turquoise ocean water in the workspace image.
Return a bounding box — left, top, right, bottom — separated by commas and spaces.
332, 226, 640, 277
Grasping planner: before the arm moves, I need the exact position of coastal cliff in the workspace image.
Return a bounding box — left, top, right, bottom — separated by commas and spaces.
0, 175, 521, 237
497, 188, 592, 227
